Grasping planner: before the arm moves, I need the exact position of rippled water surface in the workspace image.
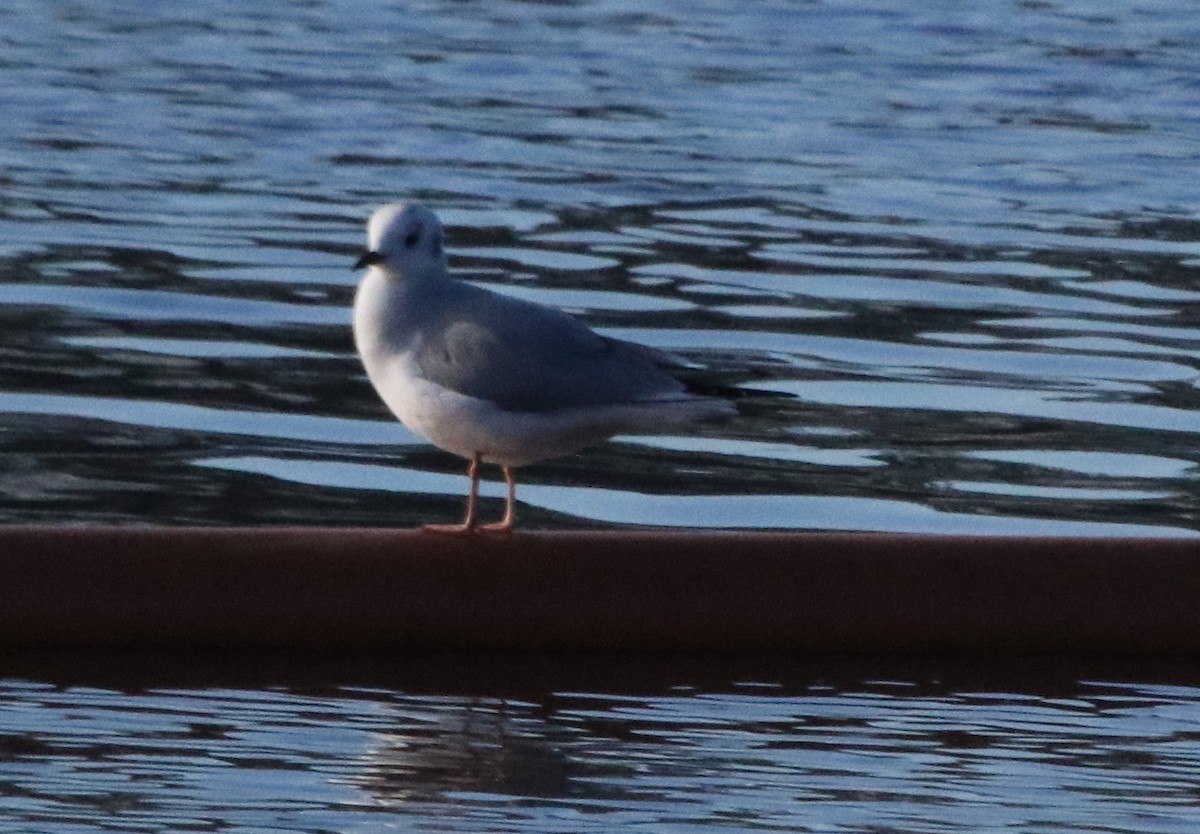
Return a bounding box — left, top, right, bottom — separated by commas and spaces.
3, 655, 1200, 833
3, 2, 1200, 830
1, 0, 1197, 533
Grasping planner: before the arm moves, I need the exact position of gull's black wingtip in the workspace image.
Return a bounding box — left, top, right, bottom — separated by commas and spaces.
684, 377, 791, 401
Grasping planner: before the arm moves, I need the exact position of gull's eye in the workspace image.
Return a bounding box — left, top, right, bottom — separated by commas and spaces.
404, 227, 421, 248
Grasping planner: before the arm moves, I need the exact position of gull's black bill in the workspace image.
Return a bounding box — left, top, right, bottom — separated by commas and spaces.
354, 250, 385, 269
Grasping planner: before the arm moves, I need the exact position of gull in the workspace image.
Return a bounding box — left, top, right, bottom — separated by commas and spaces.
352, 203, 734, 534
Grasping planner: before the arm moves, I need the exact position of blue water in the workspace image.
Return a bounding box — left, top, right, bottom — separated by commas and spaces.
2, 655, 1200, 834
1, 0, 1197, 534
2, 1, 1200, 830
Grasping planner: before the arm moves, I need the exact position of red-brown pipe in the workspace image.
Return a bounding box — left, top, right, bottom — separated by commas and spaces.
0, 526, 1196, 653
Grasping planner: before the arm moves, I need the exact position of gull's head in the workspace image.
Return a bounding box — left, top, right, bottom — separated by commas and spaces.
354, 203, 447, 280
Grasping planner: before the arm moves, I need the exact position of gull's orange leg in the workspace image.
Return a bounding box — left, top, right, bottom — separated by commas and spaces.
478, 465, 517, 534
422, 451, 482, 535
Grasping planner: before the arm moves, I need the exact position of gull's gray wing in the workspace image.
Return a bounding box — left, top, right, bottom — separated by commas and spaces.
410, 282, 690, 413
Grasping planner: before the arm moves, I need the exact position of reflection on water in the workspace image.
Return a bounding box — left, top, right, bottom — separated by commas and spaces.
2, 654, 1200, 833
1, 1, 1198, 533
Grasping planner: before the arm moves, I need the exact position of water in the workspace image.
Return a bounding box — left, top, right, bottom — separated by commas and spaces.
1, 0, 1197, 533
3, 1, 1200, 830
2, 654, 1200, 834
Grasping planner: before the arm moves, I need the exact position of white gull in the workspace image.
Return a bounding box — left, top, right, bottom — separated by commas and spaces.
353, 203, 734, 534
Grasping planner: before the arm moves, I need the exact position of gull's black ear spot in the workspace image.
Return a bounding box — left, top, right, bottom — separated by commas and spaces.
404, 226, 422, 248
